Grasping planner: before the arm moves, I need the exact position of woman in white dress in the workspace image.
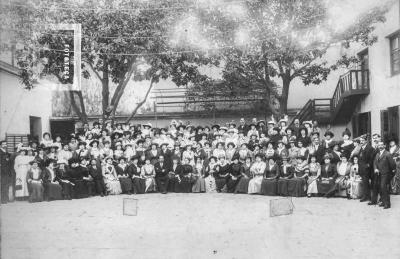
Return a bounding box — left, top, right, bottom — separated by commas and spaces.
204, 156, 217, 192
14, 148, 34, 198
248, 154, 266, 194
102, 157, 122, 195
347, 156, 364, 199
141, 158, 156, 192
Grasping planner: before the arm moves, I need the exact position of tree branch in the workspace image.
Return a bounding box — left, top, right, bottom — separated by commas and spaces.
125, 77, 155, 123
110, 59, 136, 108
82, 59, 102, 82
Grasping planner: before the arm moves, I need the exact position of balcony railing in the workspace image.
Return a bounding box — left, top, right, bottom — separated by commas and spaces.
331, 69, 370, 111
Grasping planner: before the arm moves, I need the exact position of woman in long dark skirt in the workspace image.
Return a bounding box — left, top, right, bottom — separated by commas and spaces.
277, 158, 294, 196
89, 159, 106, 197
175, 157, 193, 193
68, 158, 89, 199
55, 160, 73, 199
116, 157, 133, 194
129, 156, 146, 194
317, 154, 338, 195
261, 156, 280, 195
287, 156, 308, 197
42, 159, 63, 201
214, 155, 230, 192
26, 160, 44, 202
235, 156, 252, 193
226, 155, 243, 193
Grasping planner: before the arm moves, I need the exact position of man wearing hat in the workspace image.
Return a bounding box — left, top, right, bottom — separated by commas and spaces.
309, 135, 325, 164
0, 140, 12, 203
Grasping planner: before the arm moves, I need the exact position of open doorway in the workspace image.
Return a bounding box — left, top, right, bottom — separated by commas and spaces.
29, 116, 42, 142
50, 120, 75, 141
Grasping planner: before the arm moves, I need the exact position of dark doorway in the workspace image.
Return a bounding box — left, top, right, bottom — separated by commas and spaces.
29, 116, 42, 142
381, 106, 400, 143
352, 112, 371, 138
50, 120, 75, 141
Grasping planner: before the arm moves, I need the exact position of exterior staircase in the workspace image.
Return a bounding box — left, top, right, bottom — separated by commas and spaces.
290, 69, 370, 126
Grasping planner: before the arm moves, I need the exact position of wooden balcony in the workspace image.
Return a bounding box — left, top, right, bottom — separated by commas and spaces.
290, 69, 369, 125
331, 70, 370, 123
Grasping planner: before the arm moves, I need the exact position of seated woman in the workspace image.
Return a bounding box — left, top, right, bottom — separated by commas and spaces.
141, 157, 156, 192
347, 155, 364, 199
116, 157, 133, 194
204, 156, 217, 193
68, 158, 90, 199
192, 158, 206, 193
88, 159, 106, 197
129, 155, 146, 194
248, 154, 266, 194
317, 154, 338, 196
326, 153, 351, 198
55, 160, 74, 200
287, 156, 308, 197
307, 155, 321, 197
175, 157, 193, 193
214, 155, 230, 192
226, 155, 243, 193
42, 159, 63, 201
277, 158, 294, 196
235, 156, 252, 194
167, 156, 181, 192
102, 157, 122, 195
261, 156, 280, 196
26, 160, 44, 202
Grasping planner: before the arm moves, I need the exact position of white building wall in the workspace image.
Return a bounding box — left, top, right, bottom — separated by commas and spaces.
0, 71, 52, 140
288, 1, 400, 136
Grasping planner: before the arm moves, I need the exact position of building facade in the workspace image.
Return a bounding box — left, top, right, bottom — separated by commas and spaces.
291, 1, 400, 142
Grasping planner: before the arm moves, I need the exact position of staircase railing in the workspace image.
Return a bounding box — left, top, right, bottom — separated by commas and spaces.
331, 69, 369, 111
291, 69, 369, 126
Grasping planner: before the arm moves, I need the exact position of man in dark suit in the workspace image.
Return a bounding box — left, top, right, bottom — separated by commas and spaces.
237, 118, 249, 136
369, 142, 396, 209
358, 135, 375, 202
0, 140, 11, 204
155, 155, 170, 194
310, 136, 325, 164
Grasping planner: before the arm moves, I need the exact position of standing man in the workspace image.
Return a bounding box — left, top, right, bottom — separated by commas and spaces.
0, 140, 11, 204
369, 141, 396, 209
238, 118, 249, 136
155, 155, 170, 194
358, 135, 374, 202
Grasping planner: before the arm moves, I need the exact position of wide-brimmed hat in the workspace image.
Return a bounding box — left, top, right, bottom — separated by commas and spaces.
143, 123, 152, 129
302, 120, 312, 127
211, 124, 220, 130
89, 139, 99, 147
324, 131, 334, 138
226, 142, 236, 148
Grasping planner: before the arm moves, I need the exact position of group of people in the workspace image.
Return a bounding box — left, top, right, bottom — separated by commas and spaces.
1, 117, 399, 209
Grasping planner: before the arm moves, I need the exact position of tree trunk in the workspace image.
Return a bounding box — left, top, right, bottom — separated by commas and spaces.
280, 75, 291, 115
125, 78, 155, 124
69, 90, 88, 123
101, 58, 109, 126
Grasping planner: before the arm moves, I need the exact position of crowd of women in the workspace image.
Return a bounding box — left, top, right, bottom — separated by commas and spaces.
2, 117, 399, 209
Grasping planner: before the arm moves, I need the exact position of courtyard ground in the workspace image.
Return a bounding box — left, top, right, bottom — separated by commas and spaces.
1, 193, 400, 259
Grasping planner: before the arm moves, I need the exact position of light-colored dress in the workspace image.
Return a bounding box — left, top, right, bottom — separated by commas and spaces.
307, 162, 320, 194
248, 161, 266, 194
204, 163, 217, 193
141, 164, 156, 192
103, 165, 122, 195
347, 164, 363, 199
14, 155, 33, 197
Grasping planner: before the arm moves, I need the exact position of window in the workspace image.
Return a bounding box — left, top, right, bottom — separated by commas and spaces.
390, 32, 400, 75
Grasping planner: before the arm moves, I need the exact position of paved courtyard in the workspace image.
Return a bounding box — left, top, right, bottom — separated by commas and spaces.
1, 193, 400, 259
